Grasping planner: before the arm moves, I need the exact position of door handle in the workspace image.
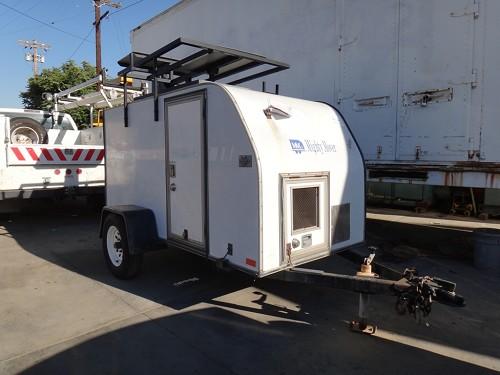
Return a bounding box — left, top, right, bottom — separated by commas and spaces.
169, 183, 176, 192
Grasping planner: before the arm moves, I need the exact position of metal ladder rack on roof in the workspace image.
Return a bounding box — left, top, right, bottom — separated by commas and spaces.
116, 37, 290, 125
53, 74, 145, 113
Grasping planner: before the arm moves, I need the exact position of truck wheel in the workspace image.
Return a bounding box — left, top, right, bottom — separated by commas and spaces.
102, 215, 143, 279
10, 118, 48, 144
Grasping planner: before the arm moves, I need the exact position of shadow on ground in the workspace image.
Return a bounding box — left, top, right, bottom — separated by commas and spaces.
19, 306, 496, 375
1, 199, 500, 374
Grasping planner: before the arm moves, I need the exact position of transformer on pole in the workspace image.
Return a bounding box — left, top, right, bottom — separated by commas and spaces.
17, 39, 51, 77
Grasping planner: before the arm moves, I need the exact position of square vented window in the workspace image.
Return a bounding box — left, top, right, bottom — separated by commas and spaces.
292, 187, 319, 231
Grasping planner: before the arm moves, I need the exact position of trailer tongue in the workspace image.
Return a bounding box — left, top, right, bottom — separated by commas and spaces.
100, 37, 464, 334
271, 249, 465, 334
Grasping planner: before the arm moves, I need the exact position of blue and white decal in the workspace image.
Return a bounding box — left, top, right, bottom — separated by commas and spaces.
289, 139, 305, 154
289, 138, 336, 155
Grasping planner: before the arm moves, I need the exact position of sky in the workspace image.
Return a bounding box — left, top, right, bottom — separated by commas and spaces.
0, 0, 178, 107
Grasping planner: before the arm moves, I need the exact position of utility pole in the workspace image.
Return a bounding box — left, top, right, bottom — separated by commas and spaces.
93, 0, 121, 86
17, 40, 51, 77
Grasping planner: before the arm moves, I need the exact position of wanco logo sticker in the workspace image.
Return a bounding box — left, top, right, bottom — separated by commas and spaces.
289, 139, 336, 154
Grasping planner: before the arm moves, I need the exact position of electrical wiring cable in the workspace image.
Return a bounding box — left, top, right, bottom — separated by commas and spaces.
109, 0, 145, 16
68, 26, 95, 60
0, 1, 92, 42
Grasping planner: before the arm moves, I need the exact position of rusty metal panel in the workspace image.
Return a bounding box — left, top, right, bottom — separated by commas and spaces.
397, 0, 476, 162
336, 0, 399, 161
402, 88, 453, 107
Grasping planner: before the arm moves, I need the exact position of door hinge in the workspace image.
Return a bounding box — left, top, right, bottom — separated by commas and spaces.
336, 93, 355, 105
471, 69, 479, 88
338, 36, 358, 52
473, 1, 479, 18
450, 1, 479, 18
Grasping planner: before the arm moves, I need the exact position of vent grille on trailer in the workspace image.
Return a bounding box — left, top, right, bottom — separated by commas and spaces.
292, 187, 319, 231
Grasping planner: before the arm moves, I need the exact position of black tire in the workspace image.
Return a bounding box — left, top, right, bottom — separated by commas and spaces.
10, 117, 48, 144
102, 215, 143, 279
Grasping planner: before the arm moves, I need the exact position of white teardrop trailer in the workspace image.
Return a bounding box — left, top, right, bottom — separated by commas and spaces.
100, 38, 464, 332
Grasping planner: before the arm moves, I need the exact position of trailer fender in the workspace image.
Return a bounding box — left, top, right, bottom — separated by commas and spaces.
99, 205, 159, 255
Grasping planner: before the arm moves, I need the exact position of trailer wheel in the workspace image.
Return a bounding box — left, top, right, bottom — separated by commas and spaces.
102, 215, 143, 279
10, 117, 48, 144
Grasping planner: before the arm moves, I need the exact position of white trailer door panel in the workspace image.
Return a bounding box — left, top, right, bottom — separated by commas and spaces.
166, 95, 205, 247
397, 0, 475, 161
336, 0, 399, 161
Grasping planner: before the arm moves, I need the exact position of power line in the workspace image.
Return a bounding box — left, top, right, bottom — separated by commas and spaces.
66, 0, 145, 65
68, 0, 140, 64
68, 26, 94, 61
109, 0, 144, 16
94, 0, 122, 84
0, 1, 39, 32
0, 1, 92, 43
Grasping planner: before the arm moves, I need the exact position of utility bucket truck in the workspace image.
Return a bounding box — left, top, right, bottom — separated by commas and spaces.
0, 107, 104, 201
100, 38, 464, 333
0, 74, 141, 203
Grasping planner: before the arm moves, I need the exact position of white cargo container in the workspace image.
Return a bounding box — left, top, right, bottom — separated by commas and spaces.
129, 0, 500, 191
100, 40, 364, 278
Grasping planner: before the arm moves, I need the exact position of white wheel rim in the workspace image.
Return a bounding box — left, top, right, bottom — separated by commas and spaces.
106, 225, 123, 267
11, 126, 40, 144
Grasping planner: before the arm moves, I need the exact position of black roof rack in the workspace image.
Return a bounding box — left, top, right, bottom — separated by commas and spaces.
118, 37, 290, 126
117, 37, 289, 87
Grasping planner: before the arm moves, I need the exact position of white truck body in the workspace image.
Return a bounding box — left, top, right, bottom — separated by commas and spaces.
105, 82, 364, 275
130, 0, 500, 189
0, 109, 104, 199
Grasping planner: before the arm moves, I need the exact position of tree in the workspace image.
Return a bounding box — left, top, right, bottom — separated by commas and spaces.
20, 61, 97, 127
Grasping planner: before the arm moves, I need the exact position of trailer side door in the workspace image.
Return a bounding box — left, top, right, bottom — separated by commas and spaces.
165, 94, 207, 250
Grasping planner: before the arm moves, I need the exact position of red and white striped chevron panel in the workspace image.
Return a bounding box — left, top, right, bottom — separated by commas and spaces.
7, 145, 105, 165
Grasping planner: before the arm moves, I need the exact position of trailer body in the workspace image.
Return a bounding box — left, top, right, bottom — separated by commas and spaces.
105, 81, 364, 275
130, 0, 500, 190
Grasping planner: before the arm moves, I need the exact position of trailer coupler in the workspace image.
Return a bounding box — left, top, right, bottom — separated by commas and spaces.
270, 252, 465, 334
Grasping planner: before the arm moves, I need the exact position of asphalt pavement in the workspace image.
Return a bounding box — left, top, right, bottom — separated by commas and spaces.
1, 199, 499, 374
